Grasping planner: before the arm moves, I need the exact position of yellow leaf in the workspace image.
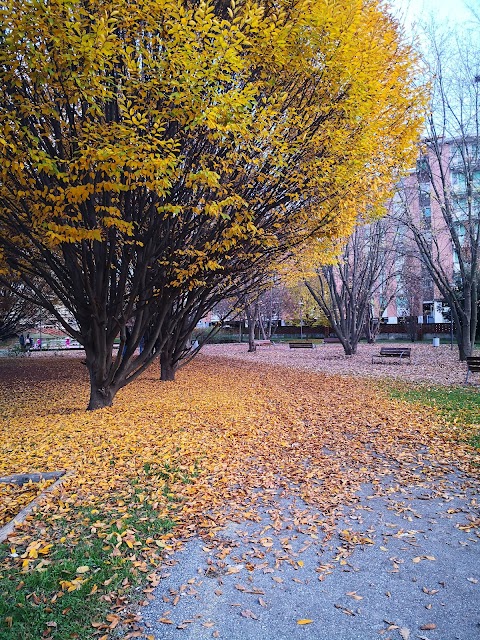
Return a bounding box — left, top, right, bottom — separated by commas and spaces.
39, 545, 53, 555
297, 619, 313, 625
76, 566, 90, 573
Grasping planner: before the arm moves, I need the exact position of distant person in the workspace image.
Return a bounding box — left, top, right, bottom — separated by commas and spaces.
36, 338, 42, 350
19, 334, 25, 350
25, 334, 32, 351
65, 337, 70, 348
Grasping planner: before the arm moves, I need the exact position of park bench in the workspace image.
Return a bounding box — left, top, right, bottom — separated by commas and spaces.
289, 342, 315, 349
465, 356, 480, 384
372, 347, 411, 364
324, 337, 341, 344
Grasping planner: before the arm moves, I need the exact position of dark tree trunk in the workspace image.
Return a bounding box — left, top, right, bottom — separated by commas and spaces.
246, 303, 257, 352
84, 346, 116, 410
406, 316, 419, 342
457, 324, 473, 361
343, 342, 356, 355
160, 351, 176, 381
87, 382, 114, 411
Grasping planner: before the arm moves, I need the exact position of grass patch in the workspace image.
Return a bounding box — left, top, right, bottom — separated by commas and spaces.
0, 489, 175, 640
388, 384, 480, 448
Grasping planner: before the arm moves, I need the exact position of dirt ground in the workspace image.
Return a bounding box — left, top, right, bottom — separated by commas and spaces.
202, 342, 478, 387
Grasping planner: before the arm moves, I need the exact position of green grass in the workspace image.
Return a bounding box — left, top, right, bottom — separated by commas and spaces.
0, 489, 175, 640
388, 384, 480, 449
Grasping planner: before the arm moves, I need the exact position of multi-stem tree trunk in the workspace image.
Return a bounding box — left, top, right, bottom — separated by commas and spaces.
304, 220, 392, 357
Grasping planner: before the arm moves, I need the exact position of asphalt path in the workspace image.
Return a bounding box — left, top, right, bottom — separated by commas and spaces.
141, 470, 479, 640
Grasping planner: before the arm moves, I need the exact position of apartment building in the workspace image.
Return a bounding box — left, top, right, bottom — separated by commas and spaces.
373, 136, 480, 327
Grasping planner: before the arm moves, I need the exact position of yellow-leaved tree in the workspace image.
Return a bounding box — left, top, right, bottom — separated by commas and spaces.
0, 0, 425, 409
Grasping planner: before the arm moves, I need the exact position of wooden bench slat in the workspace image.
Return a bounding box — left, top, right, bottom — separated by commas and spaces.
372, 347, 411, 364
289, 342, 314, 349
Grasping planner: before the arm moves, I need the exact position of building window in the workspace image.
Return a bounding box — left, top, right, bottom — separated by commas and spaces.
418, 183, 430, 207
422, 206, 431, 228
452, 196, 468, 221
451, 171, 466, 192
416, 157, 430, 179
450, 146, 463, 167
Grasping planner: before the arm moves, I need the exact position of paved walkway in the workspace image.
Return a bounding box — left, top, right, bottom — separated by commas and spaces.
141, 470, 479, 639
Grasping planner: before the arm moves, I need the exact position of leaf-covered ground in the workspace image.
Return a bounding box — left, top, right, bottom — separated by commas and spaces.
0, 355, 478, 639
203, 342, 477, 386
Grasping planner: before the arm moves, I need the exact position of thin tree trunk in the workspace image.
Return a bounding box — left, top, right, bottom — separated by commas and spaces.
248, 321, 256, 352
246, 303, 257, 352
259, 314, 268, 340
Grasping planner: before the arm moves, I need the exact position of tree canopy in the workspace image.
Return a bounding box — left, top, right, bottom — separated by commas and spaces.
0, 0, 425, 408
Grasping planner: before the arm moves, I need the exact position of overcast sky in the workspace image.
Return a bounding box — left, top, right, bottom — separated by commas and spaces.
389, 0, 477, 31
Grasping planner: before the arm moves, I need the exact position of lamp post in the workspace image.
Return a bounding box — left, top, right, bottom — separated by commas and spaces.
299, 300, 304, 339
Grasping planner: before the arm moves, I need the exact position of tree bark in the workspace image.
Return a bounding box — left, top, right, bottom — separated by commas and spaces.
87, 383, 114, 410
457, 323, 473, 361
246, 303, 257, 352
343, 342, 356, 355
160, 351, 176, 381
